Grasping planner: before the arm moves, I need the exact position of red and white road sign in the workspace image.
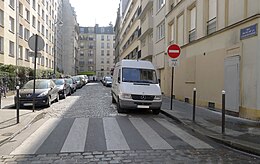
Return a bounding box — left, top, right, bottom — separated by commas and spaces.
167, 44, 181, 59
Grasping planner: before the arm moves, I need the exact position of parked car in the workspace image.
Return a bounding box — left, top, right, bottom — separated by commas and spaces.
66, 78, 77, 93
76, 75, 88, 85
14, 79, 59, 108
104, 76, 112, 87
72, 76, 84, 89
53, 78, 71, 99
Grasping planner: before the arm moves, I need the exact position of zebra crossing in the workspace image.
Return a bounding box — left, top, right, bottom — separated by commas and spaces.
11, 117, 213, 155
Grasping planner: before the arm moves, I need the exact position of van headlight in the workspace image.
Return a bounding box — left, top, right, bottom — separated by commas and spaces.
121, 93, 132, 99
38, 91, 48, 97
154, 95, 162, 100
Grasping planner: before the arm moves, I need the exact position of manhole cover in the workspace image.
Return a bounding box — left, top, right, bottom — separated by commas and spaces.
2, 133, 14, 136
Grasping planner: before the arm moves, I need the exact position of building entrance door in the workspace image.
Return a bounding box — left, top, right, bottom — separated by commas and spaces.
224, 55, 240, 113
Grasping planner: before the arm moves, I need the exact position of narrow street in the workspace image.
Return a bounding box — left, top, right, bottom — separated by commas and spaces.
0, 83, 258, 163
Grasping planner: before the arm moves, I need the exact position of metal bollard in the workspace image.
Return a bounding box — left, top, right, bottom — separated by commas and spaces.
193, 88, 196, 122
222, 90, 226, 134
16, 86, 20, 124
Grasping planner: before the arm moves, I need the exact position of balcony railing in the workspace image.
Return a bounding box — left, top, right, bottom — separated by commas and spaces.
207, 17, 217, 35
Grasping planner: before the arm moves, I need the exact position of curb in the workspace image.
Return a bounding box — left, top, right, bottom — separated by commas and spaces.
161, 109, 260, 157
0, 111, 46, 146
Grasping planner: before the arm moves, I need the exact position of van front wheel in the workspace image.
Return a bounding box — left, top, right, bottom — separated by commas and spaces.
117, 99, 124, 113
152, 109, 160, 115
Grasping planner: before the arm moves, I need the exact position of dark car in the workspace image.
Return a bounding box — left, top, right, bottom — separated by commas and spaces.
66, 78, 77, 94
53, 79, 71, 99
15, 79, 59, 108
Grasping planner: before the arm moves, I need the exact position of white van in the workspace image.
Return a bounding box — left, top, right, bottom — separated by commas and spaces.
111, 60, 162, 114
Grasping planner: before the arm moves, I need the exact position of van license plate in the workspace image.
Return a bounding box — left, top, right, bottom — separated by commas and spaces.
137, 105, 149, 109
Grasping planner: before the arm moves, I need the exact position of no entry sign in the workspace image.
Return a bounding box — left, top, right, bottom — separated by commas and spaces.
167, 44, 181, 59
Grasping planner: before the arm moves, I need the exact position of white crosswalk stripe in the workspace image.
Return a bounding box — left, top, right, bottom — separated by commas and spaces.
129, 118, 173, 150
10, 117, 214, 155
61, 118, 89, 152
154, 118, 213, 149
11, 118, 61, 155
103, 117, 130, 150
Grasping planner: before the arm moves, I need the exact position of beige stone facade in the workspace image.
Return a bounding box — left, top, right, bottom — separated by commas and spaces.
164, 0, 260, 120
0, 0, 60, 71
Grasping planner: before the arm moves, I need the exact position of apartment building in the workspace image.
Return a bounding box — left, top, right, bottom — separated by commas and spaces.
95, 24, 115, 80
61, 0, 79, 75
164, 0, 260, 120
78, 26, 96, 74
78, 25, 115, 80
0, 0, 61, 72
119, 0, 141, 60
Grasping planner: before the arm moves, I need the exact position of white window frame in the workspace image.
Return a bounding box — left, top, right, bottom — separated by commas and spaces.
9, 41, 14, 56
9, 17, 15, 32
0, 10, 3, 26
0, 37, 3, 53
157, 21, 165, 41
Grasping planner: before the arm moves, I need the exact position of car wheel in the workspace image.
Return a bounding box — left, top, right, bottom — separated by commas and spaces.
112, 95, 116, 103
55, 93, 59, 102
46, 96, 51, 107
117, 98, 124, 113
152, 108, 160, 115
63, 90, 66, 99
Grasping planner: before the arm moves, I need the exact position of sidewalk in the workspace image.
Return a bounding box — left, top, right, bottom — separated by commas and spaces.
0, 95, 44, 146
161, 96, 260, 156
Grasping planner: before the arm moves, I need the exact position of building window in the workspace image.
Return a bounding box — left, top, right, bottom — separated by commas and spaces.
157, 0, 165, 11
19, 45, 23, 59
101, 50, 104, 56
42, 10, 44, 20
32, 0, 36, 9
157, 21, 165, 41
46, 58, 48, 67
0, 10, 3, 26
101, 35, 104, 41
32, 16, 36, 27
38, 5, 40, 15
24, 28, 30, 41
9, 0, 15, 9
101, 43, 104, 48
207, 0, 217, 35
25, 9, 30, 22
46, 29, 48, 39
41, 56, 44, 65
37, 21, 40, 32
9, 17, 15, 33
107, 50, 110, 56
19, 24, 23, 38
107, 35, 110, 41
177, 14, 184, 45
9, 41, 14, 57
41, 25, 44, 35
0, 37, 3, 53
189, 6, 196, 42
169, 23, 174, 42
107, 43, 110, 48
25, 48, 29, 61
19, 2, 23, 16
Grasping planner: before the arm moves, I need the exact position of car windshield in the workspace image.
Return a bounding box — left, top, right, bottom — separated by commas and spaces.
105, 77, 112, 81
22, 80, 49, 89
67, 79, 73, 84
122, 68, 158, 84
54, 79, 64, 85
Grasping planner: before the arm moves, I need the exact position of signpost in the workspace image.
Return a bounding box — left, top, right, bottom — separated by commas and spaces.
28, 34, 45, 112
167, 44, 181, 110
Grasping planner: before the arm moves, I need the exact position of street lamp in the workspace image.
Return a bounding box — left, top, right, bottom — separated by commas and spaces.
54, 20, 63, 77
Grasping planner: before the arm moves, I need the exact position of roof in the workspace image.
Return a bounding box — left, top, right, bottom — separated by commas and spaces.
117, 60, 155, 69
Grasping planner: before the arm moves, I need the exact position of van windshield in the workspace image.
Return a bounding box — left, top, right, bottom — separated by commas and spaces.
122, 68, 158, 84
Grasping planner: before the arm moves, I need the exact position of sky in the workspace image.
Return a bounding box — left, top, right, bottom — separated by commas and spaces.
69, 0, 120, 27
